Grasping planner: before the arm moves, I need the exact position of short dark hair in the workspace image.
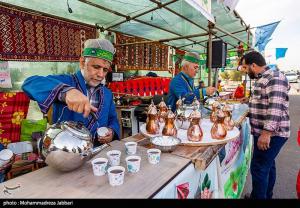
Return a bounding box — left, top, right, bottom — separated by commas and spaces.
240, 51, 266, 66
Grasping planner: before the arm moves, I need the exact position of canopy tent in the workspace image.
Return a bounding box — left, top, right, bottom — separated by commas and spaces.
0, 0, 252, 53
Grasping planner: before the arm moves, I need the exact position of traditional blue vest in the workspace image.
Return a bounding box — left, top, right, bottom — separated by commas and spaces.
22, 70, 120, 144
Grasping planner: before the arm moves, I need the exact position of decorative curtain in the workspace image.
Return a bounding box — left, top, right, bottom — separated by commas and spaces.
0, 92, 30, 146
115, 33, 168, 71
0, 5, 96, 62
174, 49, 185, 75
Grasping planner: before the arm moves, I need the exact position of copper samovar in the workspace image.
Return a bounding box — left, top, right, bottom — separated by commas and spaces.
210, 101, 220, 123
146, 100, 160, 134
187, 108, 203, 142
222, 104, 235, 131
162, 107, 177, 137
158, 97, 168, 123
211, 109, 227, 140
176, 96, 184, 111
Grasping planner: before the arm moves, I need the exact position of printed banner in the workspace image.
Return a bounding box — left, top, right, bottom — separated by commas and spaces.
218, 118, 252, 198
0, 5, 96, 62
176, 182, 190, 199
153, 117, 251, 199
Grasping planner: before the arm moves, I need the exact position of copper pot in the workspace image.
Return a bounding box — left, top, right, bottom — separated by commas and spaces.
210, 102, 220, 123
223, 105, 235, 131
146, 100, 160, 134
146, 114, 160, 134
211, 110, 227, 140
162, 108, 177, 137
158, 97, 168, 123
187, 109, 203, 142
176, 96, 185, 110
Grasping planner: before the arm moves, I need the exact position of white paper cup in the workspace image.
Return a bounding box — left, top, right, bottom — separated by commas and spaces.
125, 155, 141, 173
107, 150, 121, 166
125, 142, 137, 155
91, 157, 108, 176
147, 148, 161, 165
107, 166, 125, 186
97, 127, 109, 137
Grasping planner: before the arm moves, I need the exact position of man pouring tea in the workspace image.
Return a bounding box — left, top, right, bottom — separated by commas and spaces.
22, 38, 120, 147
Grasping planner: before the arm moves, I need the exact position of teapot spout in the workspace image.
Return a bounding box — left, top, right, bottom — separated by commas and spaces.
91, 143, 110, 157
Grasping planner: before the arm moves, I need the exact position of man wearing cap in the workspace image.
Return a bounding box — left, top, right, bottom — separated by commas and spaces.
22, 38, 120, 147
167, 52, 216, 112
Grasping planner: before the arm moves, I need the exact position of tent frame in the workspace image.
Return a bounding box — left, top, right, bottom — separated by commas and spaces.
1, 0, 252, 86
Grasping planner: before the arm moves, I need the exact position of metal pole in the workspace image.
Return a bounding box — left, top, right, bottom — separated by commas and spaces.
178, 28, 248, 49
150, 0, 239, 49
105, 0, 179, 31
214, 25, 249, 48
247, 25, 251, 51
208, 22, 214, 87
79, 0, 207, 48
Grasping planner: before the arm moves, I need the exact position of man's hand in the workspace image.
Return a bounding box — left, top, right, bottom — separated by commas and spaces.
65, 89, 97, 117
240, 97, 249, 104
98, 128, 114, 144
257, 130, 272, 151
206, 86, 216, 96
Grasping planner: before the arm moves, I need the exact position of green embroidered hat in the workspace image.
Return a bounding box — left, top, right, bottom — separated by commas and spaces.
183, 52, 201, 64
82, 39, 115, 63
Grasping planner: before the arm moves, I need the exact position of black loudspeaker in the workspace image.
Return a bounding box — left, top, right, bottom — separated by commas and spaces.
207, 40, 227, 68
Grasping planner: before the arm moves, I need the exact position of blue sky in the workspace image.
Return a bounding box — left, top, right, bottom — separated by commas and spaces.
236, 0, 300, 71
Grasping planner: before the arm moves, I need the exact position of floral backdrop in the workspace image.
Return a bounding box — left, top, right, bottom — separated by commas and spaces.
0, 92, 30, 146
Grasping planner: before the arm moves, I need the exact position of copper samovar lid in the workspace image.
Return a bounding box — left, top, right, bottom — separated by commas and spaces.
166, 106, 176, 119
189, 108, 201, 119
212, 101, 220, 109
148, 100, 158, 115
192, 96, 200, 109
158, 97, 167, 109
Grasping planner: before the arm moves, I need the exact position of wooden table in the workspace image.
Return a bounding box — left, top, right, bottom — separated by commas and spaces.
0, 140, 190, 198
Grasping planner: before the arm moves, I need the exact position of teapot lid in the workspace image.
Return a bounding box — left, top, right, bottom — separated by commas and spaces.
189, 108, 201, 119
192, 97, 200, 108
166, 106, 175, 118
148, 100, 158, 115
176, 96, 183, 109
63, 121, 91, 140
158, 97, 167, 109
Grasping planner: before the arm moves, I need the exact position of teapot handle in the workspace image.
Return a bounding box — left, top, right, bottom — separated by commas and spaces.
57, 106, 68, 123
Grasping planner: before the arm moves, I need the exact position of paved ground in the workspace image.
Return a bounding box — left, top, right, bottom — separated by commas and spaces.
242, 83, 300, 198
